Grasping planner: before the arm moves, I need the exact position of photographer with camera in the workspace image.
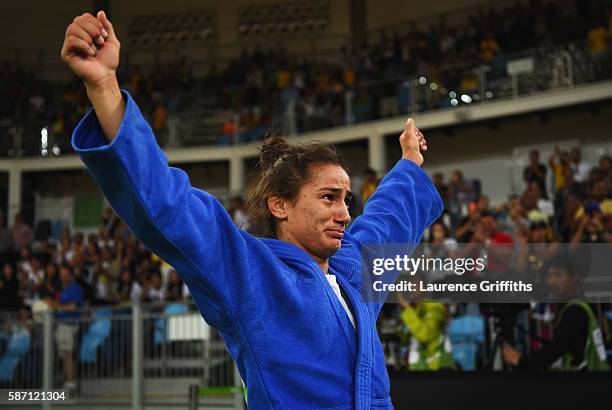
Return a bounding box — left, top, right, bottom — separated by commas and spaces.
503, 253, 609, 371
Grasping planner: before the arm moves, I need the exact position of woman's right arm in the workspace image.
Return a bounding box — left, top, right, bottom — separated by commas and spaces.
63, 12, 271, 328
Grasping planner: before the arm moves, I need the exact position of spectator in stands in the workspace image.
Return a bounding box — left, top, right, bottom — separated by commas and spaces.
0, 214, 12, 259
92, 264, 115, 305
17, 265, 39, 308
0, 263, 20, 311
571, 202, 611, 243
454, 194, 491, 242
524, 149, 548, 198
548, 147, 572, 194
360, 167, 380, 209
469, 211, 514, 272
27, 254, 45, 293
396, 277, 455, 370
9, 212, 33, 252
480, 31, 500, 62
570, 147, 593, 196
227, 196, 249, 230
503, 253, 609, 370
526, 182, 554, 217
100, 207, 119, 241
598, 154, 611, 176
83, 241, 99, 267
587, 20, 609, 56
432, 172, 449, 211
448, 170, 475, 228
116, 269, 143, 305
39, 262, 61, 304
475, 195, 492, 215
151, 101, 168, 142
515, 215, 559, 281
146, 271, 164, 303
53, 264, 84, 389
454, 206, 481, 243
588, 178, 612, 216
425, 222, 458, 282
498, 194, 530, 240
70, 251, 94, 303
165, 269, 187, 301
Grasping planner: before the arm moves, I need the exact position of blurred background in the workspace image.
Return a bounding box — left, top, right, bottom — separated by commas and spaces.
0, 0, 611, 408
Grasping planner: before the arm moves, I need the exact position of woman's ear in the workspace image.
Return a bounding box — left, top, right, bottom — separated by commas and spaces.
267, 195, 289, 220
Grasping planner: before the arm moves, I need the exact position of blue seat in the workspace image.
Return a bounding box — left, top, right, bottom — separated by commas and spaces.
447, 312, 485, 371
154, 304, 189, 345
605, 311, 612, 358
79, 308, 112, 363
0, 330, 31, 381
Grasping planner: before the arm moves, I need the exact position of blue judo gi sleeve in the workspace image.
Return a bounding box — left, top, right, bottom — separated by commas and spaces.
71, 91, 277, 330
338, 158, 444, 316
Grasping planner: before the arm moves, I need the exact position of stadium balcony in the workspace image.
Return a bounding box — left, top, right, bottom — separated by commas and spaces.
1, 37, 611, 225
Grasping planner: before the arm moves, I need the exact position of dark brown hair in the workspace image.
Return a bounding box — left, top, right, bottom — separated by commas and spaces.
245, 131, 348, 238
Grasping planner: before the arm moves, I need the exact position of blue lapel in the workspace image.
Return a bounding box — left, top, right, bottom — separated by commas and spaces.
336, 274, 373, 410
261, 238, 372, 408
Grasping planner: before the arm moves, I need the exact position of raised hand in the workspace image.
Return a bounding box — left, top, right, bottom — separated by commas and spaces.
61, 11, 120, 88
400, 118, 428, 166
61, 11, 124, 141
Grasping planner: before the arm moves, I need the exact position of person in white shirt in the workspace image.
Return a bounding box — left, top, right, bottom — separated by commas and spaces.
570, 147, 593, 184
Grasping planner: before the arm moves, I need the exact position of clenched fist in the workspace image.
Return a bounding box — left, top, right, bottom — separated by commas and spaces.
61, 11, 120, 89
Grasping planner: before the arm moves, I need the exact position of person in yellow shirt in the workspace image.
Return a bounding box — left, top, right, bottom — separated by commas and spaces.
360, 168, 380, 208
548, 147, 572, 193
587, 24, 608, 55
396, 278, 455, 371
480, 33, 500, 62
574, 179, 612, 221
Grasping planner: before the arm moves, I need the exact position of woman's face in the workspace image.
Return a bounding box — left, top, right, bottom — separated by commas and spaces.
530, 226, 548, 242
3, 263, 13, 276
432, 223, 446, 241
273, 163, 352, 266
169, 270, 180, 284
46, 263, 57, 277
120, 270, 131, 283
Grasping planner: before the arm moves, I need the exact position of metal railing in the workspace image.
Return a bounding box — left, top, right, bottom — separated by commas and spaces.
142, 39, 612, 149
0, 302, 244, 409
0, 299, 610, 407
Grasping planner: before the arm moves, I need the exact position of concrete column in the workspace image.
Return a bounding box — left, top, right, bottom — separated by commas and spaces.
368, 133, 386, 175
229, 157, 245, 196
7, 167, 21, 227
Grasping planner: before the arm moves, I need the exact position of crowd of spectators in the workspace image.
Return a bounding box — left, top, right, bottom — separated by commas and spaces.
0, 208, 191, 316
368, 147, 611, 371
0, 0, 611, 378
2, 0, 610, 156
432, 147, 612, 246
0, 143, 610, 376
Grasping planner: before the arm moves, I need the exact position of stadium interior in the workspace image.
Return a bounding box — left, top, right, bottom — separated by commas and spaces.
0, 0, 611, 408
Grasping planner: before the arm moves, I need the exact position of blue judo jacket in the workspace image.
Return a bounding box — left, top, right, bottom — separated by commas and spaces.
72, 92, 443, 409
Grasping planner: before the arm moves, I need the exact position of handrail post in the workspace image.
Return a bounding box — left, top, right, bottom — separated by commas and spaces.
132, 304, 143, 410
42, 310, 54, 410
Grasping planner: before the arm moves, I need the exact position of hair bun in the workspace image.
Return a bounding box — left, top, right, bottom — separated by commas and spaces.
259, 129, 291, 171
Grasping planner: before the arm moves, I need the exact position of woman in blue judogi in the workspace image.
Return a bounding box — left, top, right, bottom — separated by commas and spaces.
61, 11, 442, 409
